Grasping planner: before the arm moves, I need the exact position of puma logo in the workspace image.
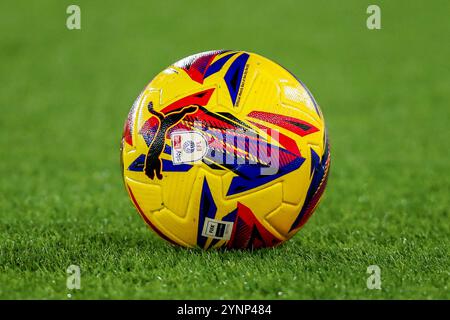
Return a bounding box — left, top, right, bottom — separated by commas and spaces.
144, 102, 198, 179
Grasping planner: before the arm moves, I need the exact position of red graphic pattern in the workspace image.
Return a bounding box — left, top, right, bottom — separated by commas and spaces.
161, 88, 215, 114
227, 203, 282, 249
247, 111, 318, 137
176, 51, 221, 84
123, 101, 139, 146
140, 88, 215, 140
294, 146, 331, 230
123, 118, 133, 146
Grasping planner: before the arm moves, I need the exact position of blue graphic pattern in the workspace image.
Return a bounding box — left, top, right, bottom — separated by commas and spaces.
127, 152, 192, 173
224, 53, 250, 105
204, 52, 237, 78
288, 143, 329, 231
197, 179, 218, 248
226, 156, 305, 196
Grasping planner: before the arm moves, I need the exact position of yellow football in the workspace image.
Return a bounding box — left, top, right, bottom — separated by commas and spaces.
121, 50, 330, 249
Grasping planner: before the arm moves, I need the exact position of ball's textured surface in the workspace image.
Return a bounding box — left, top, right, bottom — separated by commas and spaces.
121, 50, 330, 249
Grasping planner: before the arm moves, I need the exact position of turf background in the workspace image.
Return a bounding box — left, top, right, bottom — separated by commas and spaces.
0, 0, 448, 299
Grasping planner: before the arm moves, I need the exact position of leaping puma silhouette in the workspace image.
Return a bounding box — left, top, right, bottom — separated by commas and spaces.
144, 102, 198, 179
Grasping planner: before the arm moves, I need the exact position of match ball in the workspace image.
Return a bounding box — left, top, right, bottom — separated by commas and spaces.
121, 50, 330, 249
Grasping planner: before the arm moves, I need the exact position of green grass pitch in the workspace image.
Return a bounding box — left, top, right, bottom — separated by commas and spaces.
0, 0, 448, 299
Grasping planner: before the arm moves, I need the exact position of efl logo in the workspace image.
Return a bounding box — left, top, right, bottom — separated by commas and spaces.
170, 131, 208, 165
173, 134, 182, 150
